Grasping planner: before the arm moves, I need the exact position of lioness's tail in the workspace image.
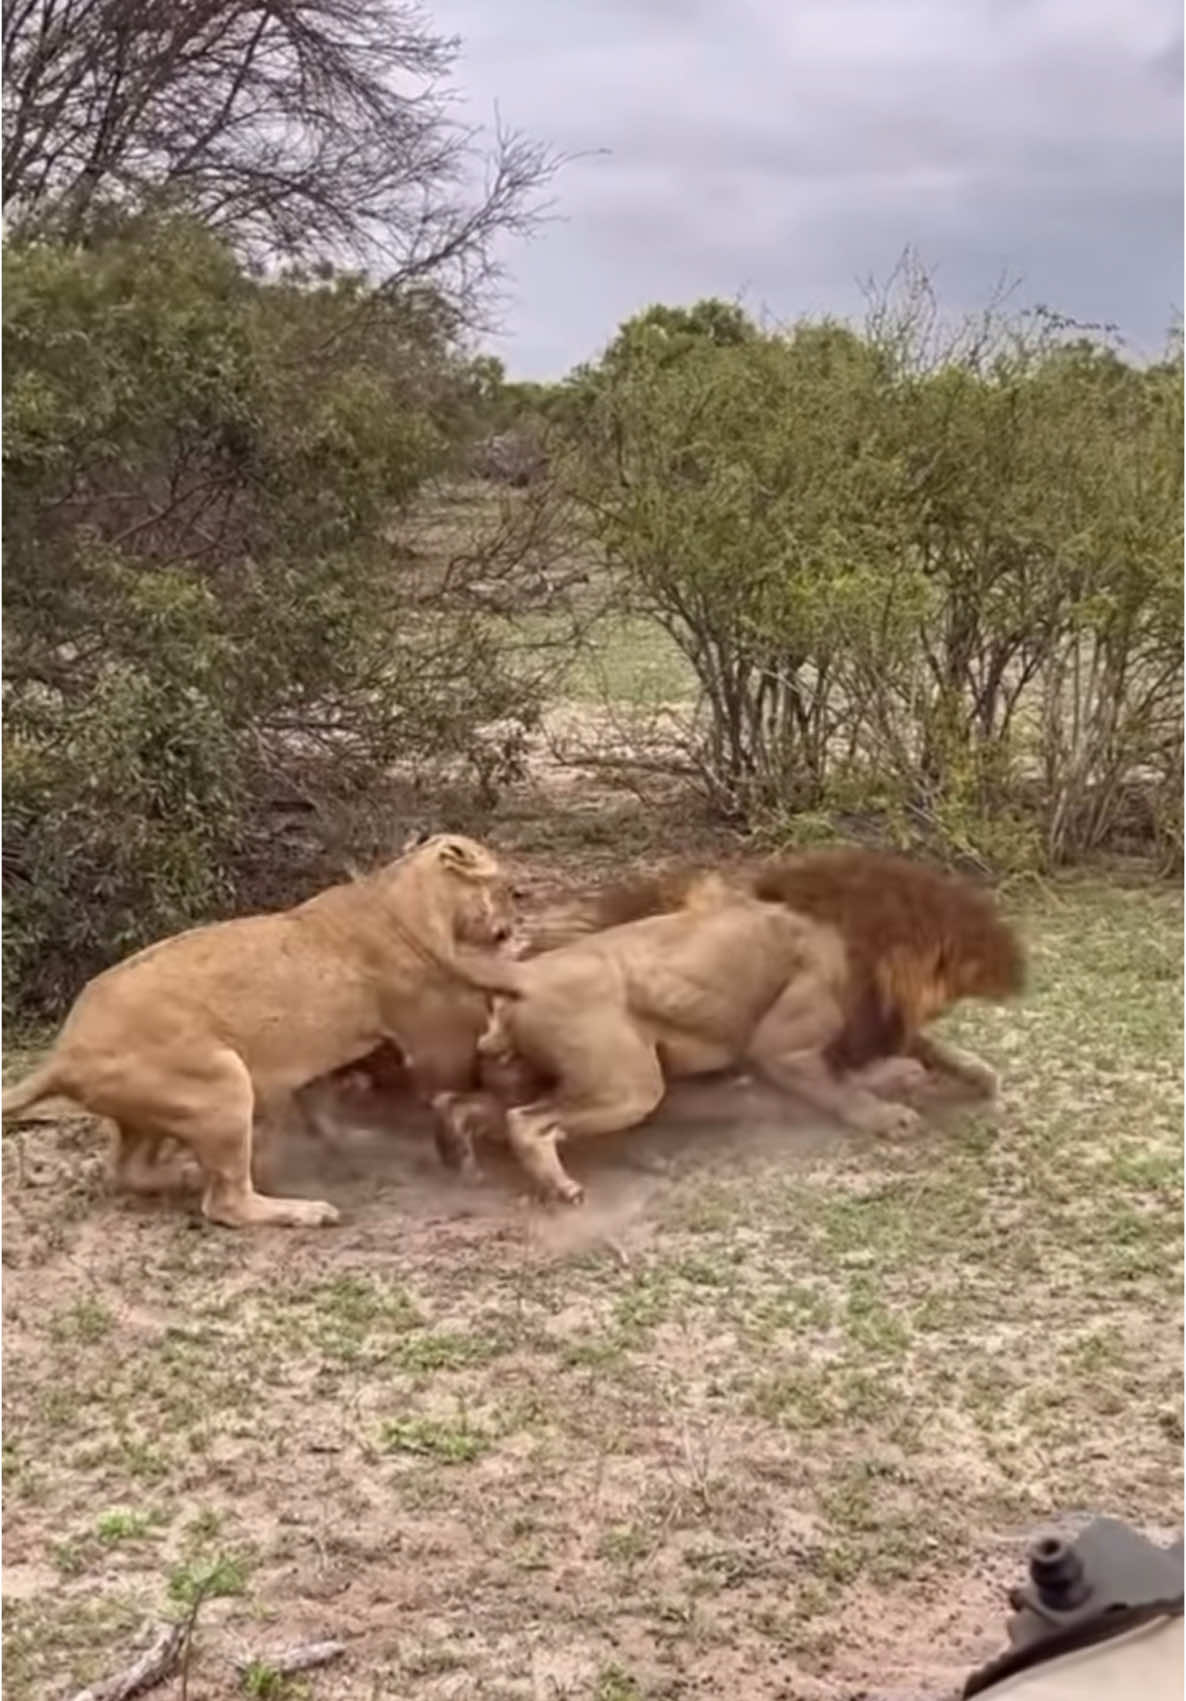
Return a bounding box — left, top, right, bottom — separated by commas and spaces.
2, 1059, 70, 1120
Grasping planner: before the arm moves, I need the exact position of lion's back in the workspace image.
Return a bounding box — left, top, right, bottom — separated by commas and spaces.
60, 911, 347, 1051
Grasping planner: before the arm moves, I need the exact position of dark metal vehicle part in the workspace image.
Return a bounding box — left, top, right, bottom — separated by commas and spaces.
963, 1516, 1183, 1699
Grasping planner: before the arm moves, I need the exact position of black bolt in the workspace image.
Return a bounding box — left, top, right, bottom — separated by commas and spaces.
1028, 1534, 1089, 1609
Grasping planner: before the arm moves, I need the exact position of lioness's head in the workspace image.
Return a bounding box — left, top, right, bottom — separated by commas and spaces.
402, 832, 519, 950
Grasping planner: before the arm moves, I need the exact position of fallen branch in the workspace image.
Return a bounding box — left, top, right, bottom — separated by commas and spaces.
234, 1640, 347, 1676
67, 1621, 184, 1701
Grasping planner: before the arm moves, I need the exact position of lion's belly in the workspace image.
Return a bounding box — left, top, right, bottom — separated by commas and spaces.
650, 1027, 740, 1077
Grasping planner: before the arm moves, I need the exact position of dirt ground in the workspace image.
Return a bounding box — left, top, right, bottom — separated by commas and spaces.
3, 834, 1182, 1701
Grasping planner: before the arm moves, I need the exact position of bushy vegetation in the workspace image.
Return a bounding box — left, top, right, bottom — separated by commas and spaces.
2, 0, 563, 1022
561, 287, 1183, 870
3, 3, 1179, 1025
3, 221, 580, 1017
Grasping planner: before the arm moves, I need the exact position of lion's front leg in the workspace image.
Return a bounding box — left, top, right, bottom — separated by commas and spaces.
746, 983, 922, 1138
908, 1032, 1000, 1100
851, 1054, 931, 1102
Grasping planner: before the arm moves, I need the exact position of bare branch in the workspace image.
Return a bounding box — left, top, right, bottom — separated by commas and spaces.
2, 0, 558, 321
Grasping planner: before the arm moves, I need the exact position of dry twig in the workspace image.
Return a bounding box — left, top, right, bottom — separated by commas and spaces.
67, 1621, 184, 1701
233, 1640, 347, 1676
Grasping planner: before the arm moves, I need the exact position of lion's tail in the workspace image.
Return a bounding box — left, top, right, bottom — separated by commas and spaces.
2, 1059, 70, 1120
517, 901, 604, 956
521, 868, 732, 957
679, 872, 734, 912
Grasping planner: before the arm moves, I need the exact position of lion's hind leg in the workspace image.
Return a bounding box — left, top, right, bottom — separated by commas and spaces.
128, 1052, 340, 1228
430, 1089, 505, 1176
499, 1014, 665, 1205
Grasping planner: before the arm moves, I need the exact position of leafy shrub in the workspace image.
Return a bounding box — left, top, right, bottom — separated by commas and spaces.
3, 220, 560, 1020
567, 290, 1182, 869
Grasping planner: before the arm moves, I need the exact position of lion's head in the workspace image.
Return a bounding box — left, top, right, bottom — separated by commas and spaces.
748, 849, 1025, 1063
400, 833, 519, 950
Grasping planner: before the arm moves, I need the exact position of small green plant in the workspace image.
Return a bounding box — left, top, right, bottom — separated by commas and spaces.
379, 1415, 488, 1464
240, 1661, 305, 1699
52, 1539, 85, 1577
388, 1330, 497, 1373
183, 1507, 223, 1547
599, 1524, 651, 1567
95, 1508, 153, 1543
51, 1298, 113, 1343
167, 1551, 248, 1608
596, 1665, 645, 1701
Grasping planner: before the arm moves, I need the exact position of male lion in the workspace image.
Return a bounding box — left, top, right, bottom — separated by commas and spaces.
1, 834, 520, 1228
521, 848, 1025, 1099
437, 849, 1024, 1202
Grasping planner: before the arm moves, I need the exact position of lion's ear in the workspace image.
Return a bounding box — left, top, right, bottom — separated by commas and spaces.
436, 836, 494, 880
401, 827, 433, 853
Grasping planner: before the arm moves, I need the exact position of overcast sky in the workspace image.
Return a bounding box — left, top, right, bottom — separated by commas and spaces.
431, 0, 1182, 378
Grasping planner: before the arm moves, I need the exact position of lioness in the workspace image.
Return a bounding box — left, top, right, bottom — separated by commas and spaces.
438, 849, 1024, 1202
1, 834, 520, 1228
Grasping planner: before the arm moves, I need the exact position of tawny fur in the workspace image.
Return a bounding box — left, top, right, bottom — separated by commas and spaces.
522, 848, 1023, 1072
2, 834, 520, 1228
460, 890, 936, 1204
425, 848, 1024, 1200
295, 848, 1024, 1196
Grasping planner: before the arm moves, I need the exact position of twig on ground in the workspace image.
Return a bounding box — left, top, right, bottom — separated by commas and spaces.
234, 1640, 347, 1676
66, 1621, 184, 1701
602, 1234, 631, 1268
179, 1580, 207, 1701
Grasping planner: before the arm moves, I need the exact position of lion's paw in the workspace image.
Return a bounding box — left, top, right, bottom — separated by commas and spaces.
962, 1061, 1001, 1100
862, 1099, 922, 1139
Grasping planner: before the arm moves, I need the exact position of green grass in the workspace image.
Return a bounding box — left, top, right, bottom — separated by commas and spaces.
379, 1413, 490, 1464
2, 880, 1180, 1698
494, 605, 694, 706
561, 612, 694, 705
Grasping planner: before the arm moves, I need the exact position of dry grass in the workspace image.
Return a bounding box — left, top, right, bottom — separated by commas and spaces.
3, 876, 1181, 1700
